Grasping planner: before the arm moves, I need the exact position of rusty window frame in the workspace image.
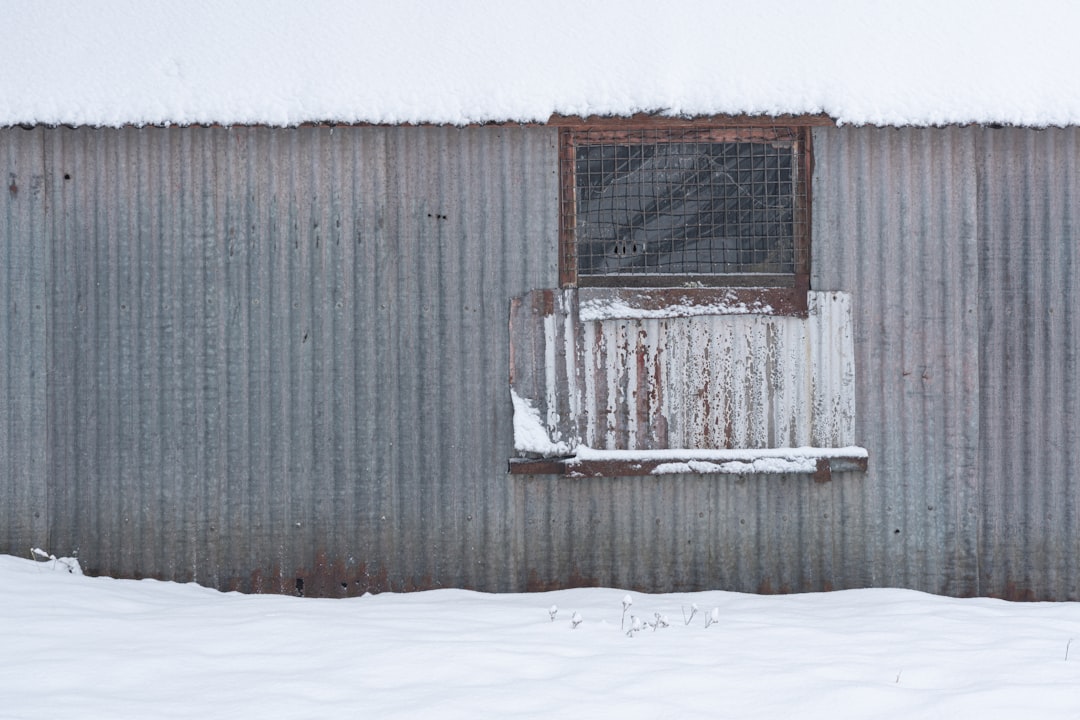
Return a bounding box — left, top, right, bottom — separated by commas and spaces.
558, 123, 811, 311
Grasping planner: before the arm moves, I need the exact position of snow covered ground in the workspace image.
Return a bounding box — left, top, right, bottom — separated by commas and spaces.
4, 553, 1080, 719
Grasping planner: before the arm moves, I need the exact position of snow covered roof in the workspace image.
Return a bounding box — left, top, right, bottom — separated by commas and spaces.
4, 1, 1079, 128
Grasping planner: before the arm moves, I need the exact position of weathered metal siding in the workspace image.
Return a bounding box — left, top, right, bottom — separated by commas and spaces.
521, 129, 984, 595
813, 127, 982, 596
1, 127, 49, 553
519, 450, 860, 592
510, 289, 857, 451
815, 126, 1080, 599
3, 122, 1079, 598
522, 128, 984, 595
977, 128, 1080, 600
41, 125, 557, 593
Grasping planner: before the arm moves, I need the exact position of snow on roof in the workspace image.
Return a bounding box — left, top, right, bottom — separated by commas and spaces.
3, 0, 1079, 128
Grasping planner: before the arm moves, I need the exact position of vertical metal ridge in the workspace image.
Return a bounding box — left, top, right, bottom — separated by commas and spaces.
0, 128, 48, 552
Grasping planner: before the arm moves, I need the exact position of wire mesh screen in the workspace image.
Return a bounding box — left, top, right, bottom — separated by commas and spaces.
561, 126, 807, 285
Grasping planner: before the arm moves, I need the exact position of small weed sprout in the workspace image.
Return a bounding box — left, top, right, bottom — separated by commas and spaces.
650, 613, 669, 631
549, 604, 558, 622
705, 607, 721, 629
626, 615, 643, 637
683, 603, 699, 626
621, 594, 633, 631
29, 547, 82, 575
571, 611, 583, 629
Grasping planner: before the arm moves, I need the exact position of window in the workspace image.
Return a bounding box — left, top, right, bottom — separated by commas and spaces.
508, 121, 866, 479
559, 125, 810, 302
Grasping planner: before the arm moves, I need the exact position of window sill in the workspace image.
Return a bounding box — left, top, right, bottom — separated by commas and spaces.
575, 286, 808, 320
509, 447, 868, 482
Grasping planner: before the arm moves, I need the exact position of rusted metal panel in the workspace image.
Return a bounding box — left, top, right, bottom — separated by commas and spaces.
510, 288, 856, 454
0, 127, 49, 553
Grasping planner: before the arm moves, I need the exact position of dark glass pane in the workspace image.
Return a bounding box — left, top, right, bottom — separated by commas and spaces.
574, 141, 795, 276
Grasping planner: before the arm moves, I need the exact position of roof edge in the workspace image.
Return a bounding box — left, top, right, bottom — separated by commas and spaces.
8, 113, 1076, 131
1, 112, 839, 131
547, 112, 837, 128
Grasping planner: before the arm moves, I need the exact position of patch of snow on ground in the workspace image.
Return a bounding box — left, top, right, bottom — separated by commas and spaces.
3, 554, 1080, 719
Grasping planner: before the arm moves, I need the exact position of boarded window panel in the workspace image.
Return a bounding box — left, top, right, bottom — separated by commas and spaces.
509, 288, 857, 457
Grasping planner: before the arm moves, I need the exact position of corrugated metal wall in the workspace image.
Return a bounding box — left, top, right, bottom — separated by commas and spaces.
814, 126, 1080, 599
35, 125, 558, 593
814, 127, 982, 596
1, 127, 48, 554
1, 123, 1077, 598
522, 128, 980, 596
523, 126, 1079, 598
977, 129, 1080, 600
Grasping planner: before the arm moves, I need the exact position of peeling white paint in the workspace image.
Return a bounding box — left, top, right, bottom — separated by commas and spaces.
510, 289, 862, 466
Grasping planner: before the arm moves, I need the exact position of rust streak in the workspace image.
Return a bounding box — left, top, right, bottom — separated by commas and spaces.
635, 329, 650, 449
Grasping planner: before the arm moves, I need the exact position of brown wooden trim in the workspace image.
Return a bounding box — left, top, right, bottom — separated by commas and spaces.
508, 458, 570, 475
37, 113, 837, 131
565, 126, 798, 145
558, 127, 577, 287
578, 274, 799, 289
548, 113, 836, 129
795, 126, 813, 284
577, 274, 795, 288
509, 453, 867, 479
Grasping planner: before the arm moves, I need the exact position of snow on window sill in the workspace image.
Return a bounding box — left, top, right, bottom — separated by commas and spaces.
575, 286, 808, 321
